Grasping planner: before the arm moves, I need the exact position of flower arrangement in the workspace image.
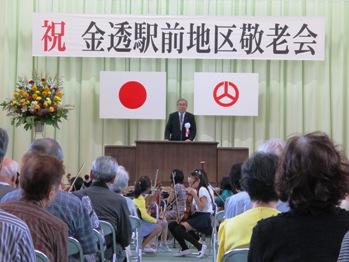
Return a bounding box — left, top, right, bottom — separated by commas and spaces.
0, 75, 71, 131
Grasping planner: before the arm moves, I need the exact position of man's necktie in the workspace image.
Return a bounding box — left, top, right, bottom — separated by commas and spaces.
180, 112, 184, 130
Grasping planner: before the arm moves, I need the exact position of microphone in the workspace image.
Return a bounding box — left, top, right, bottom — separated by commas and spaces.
184, 122, 191, 138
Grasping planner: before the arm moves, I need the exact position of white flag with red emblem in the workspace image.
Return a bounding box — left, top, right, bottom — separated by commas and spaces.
194, 73, 259, 116
100, 71, 166, 119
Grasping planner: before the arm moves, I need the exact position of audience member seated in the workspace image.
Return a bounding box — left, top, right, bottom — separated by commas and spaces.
83, 174, 92, 188
0, 129, 17, 200
224, 139, 289, 219
248, 132, 349, 262
224, 163, 251, 219
73, 156, 132, 262
168, 169, 214, 258
111, 165, 138, 217
164, 169, 187, 221
0, 127, 35, 261
133, 176, 168, 252
0, 128, 9, 163
69, 176, 84, 191
0, 152, 68, 261
215, 176, 233, 209
338, 231, 349, 261
0, 209, 36, 261
0, 158, 18, 200
217, 152, 279, 262
1, 138, 97, 257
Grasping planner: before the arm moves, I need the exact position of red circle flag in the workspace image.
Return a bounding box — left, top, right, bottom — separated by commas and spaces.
118, 81, 147, 109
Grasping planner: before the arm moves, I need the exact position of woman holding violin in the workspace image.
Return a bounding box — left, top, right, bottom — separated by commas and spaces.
168, 169, 215, 258
133, 176, 169, 253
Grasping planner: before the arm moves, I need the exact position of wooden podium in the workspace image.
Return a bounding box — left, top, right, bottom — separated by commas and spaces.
105, 141, 248, 186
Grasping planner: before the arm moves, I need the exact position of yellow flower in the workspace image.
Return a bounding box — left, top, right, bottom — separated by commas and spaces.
31, 85, 37, 91
54, 96, 61, 102
42, 89, 51, 96
56, 91, 63, 97
45, 98, 52, 105
35, 90, 41, 94
34, 104, 40, 110
49, 106, 55, 112
23, 92, 29, 97
35, 96, 42, 101
32, 93, 38, 100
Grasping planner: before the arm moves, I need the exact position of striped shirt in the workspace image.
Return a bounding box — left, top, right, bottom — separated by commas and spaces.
0, 209, 35, 262
338, 231, 349, 261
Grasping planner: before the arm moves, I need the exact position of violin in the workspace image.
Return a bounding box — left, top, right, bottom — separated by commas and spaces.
179, 193, 193, 222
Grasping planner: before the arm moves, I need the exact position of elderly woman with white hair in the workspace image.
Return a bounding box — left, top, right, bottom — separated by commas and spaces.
111, 165, 138, 217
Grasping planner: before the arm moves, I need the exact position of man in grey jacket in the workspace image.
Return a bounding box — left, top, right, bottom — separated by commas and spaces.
73, 156, 132, 262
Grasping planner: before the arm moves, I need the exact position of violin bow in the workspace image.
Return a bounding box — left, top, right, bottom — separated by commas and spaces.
154, 168, 159, 189
68, 162, 85, 192
171, 171, 180, 221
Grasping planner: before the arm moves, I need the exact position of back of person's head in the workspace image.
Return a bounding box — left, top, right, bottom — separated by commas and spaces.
170, 169, 184, 184
0, 158, 19, 185
220, 176, 233, 191
29, 138, 64, 161
69, 177, 84, 191
112, 166, 129, 193
241, 152, 279, 203
20, 152, 64, 202
257, 138, 285, 157
190, 169, 209, 188
0, 128, 9, 162
134, 176, 151, 198
91, 156, 118, 184
229, 163, 243, 192
276, 131, 349, 214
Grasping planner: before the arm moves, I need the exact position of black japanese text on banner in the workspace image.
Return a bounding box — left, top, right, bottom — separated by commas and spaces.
33, 13, 325, 61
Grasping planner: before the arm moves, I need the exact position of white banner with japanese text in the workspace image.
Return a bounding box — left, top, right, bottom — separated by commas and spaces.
33, 13, 325, 60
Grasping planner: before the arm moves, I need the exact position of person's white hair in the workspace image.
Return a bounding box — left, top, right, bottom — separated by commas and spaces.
91, 156, 118, 183
112, 166, 129, 193
0, 158, 18, 180
257, 138, 285, 157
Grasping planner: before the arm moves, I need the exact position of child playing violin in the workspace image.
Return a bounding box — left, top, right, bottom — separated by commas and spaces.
133, 176, 170, 253
168, 169, 215, 258
163, 169, 187, 220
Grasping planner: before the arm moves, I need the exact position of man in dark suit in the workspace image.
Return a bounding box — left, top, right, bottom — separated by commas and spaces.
164, 98, 196, 141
